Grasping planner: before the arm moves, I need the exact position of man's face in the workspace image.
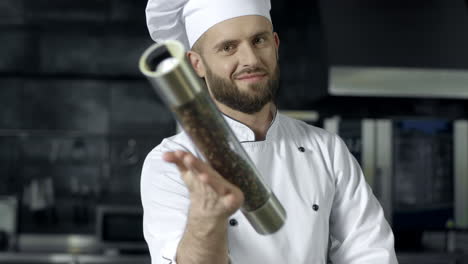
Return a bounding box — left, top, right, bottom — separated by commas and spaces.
191, 15, 280, 114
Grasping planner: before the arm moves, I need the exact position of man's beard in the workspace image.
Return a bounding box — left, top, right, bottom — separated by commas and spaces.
204, 64, 280, 114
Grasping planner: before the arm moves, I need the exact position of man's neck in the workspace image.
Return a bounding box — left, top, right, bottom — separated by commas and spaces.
216, 102, 274, 141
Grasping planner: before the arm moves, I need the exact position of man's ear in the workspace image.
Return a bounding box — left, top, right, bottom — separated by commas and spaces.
273, 32, 280, 58
273, 32, 280, 49
187, 51, 206, 78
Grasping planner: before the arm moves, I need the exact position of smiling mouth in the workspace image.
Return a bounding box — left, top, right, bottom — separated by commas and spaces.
235, 73, 268, 82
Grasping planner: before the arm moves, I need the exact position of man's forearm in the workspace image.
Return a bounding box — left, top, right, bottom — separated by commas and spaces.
176, 212, 229, 264
164, 151, 243, 264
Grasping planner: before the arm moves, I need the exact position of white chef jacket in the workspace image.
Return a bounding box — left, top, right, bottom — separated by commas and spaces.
140, 111, 398, 264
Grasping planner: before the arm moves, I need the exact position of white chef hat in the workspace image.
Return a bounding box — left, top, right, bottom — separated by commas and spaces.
146, 0, 272, 50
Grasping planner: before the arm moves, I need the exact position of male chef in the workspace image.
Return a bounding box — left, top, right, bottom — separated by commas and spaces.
141, 0, 398, 263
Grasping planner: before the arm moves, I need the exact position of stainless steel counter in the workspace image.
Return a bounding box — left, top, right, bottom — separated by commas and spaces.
1, 252, 468, 264
398, 252, 468, 264
0, 253, 150, 264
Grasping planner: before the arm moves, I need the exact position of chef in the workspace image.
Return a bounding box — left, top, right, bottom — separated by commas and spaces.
141, 0, 398, 263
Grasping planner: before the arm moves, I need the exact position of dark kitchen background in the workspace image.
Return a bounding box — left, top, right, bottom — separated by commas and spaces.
1, 0, 468, 263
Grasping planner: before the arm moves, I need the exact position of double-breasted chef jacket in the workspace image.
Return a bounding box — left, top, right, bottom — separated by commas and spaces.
141, 111, 398, 264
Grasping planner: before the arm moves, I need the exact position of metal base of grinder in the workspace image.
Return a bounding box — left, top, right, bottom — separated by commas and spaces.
242, 193, 287, 235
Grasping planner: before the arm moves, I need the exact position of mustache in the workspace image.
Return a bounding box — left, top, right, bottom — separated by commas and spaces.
232, 67, 268, 79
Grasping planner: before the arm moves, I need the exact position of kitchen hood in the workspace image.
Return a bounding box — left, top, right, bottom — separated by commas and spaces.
319, 0, 468, 98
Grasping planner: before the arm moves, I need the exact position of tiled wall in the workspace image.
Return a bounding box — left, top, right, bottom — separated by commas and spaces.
0, 0, 178, 234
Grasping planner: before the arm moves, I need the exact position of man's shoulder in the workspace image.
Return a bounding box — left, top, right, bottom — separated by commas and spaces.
145, 131, 196, 160
141, 131, 197, 181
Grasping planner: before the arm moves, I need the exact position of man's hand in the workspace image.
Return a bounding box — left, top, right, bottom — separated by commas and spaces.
162, 150, 244, 264
163, 150, 244, 219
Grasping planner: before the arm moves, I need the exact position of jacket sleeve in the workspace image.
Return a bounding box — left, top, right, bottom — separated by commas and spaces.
328, 135, 398, 264
141, 139, 190, 264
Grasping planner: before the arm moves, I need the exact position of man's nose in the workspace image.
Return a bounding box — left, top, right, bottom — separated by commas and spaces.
238, 43, 260, 67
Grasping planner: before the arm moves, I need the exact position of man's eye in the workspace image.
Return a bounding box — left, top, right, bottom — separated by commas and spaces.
223, 45, 234, 52
254, 37, 265, 45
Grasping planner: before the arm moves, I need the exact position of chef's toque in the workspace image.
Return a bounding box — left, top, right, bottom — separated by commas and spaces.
146, 0, 272, 50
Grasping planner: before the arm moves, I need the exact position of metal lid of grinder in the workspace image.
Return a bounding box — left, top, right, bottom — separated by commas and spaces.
139, 40, 204, 107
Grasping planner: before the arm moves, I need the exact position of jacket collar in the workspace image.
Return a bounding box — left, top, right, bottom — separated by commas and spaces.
222, 107, 279, 142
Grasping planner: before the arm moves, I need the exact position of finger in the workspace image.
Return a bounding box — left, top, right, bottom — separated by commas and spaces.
220, 187, 244, 211
181, 152, 216, 176
197, 172, 229, 195
163, 151, 189, 173
163, 151, 202, 191
181, 169, 199, 192
220, 193, 242, 212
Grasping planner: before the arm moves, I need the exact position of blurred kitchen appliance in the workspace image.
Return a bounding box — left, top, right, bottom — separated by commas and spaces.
454, 121, 468, 229
0, 196, 17, 251
95, 206, 147, 253
391, 120, 454, 230
324, 118, 468, 249
329, 67, 468, 99
280, 110, 320, 125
